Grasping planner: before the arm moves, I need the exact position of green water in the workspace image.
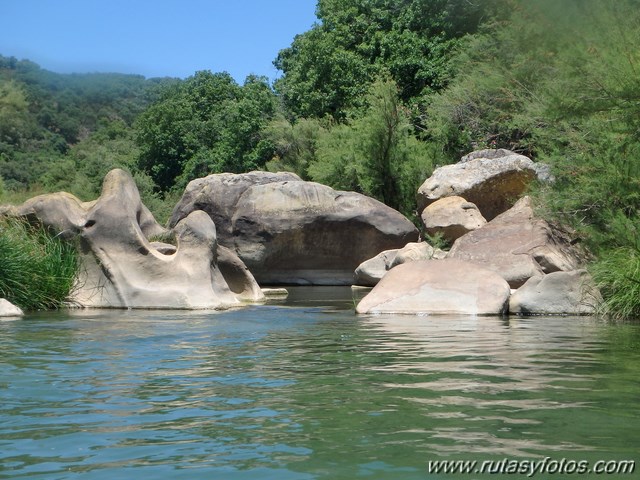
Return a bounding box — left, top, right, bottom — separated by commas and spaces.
1, 287, 638, 479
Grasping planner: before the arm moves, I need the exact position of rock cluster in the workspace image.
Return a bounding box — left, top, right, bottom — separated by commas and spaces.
356, 149, 599, 316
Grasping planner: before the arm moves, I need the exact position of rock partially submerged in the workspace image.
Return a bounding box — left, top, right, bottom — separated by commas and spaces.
509, 270, 601, 315
0, 298, 24, 318
356, 259, 511, 315
171, 172, 419, 285
449, 196, 580, 288
417, 149, 549, 220
6, 169, 264, 309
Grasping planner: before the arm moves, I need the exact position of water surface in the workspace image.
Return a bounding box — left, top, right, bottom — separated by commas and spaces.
1, 287, 638, 479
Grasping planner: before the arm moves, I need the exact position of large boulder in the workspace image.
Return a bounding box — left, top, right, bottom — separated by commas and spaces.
0, 298, 23, 317
449, 196, 581, 288
170, 172, 419, 285
168, 171, 302, 244
421, 196, 486, 243
356, 259, 511, 315
509, 270, 601, 315
417, 149, 549, 220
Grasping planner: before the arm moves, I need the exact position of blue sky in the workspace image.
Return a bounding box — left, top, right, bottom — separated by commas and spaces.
0, 0, 318, 82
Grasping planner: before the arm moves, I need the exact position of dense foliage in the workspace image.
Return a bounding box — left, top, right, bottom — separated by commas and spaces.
1, 0, 640, 317
136, 71, 277, 191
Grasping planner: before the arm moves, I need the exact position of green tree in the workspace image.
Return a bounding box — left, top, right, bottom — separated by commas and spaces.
310, 77, 435, 216
136, 71, 277, 191
274, 0, 492, 120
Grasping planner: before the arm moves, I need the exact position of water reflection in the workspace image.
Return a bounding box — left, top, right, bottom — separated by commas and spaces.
0, 295, 639, 479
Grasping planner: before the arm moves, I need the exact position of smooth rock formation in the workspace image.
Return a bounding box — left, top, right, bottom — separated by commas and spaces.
354, 249, 398, 287
449, 196, 581, 288
171, 172, 419, 285
417, 149, 548, 220
8, 192, 87, 239
71, 170, 264, 308
5, 169, 265, 309
421, 196, 486, 243
0, 298, 24, 317
356, 259, 511, 315
509, 270, 601, 315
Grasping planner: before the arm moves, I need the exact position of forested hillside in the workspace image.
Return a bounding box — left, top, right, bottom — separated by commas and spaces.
1, 0, 639, 317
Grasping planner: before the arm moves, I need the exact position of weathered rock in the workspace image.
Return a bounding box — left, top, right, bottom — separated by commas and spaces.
353, 242, 446, 287
421, 196, 487, 243
417, 149, 549, 220
356, 259, 511, 315
354, 249, 398, 287
0, 298, 23, 317
171, 172, 419, 285
168, 171, 302, 243
509, 270, 601, 315
216, 245, 266, 303
67, 169, 263, 309
449, 196, 581, 288
390, 241, 446, 267
9, 192, 87, 239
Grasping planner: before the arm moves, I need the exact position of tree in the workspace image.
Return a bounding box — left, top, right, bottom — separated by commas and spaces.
136, 71, 278, 191
274, 0, 492, 120
309, 77, 435, 216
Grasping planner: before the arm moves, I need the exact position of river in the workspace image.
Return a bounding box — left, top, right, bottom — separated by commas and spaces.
1, 287, 638, 479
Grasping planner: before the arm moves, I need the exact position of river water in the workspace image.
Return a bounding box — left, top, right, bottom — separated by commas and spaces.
1, 287, 638, 479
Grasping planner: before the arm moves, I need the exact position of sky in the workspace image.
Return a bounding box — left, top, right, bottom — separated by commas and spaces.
0, 0, 318, 82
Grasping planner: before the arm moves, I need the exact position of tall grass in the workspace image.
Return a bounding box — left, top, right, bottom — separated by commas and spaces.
0, 218, 79, 311
591, 247, 640, 321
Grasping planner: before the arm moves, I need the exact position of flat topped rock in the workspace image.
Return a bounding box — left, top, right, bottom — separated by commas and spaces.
356, 258, 511, 315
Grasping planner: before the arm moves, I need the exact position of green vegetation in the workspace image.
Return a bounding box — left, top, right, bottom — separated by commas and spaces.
0, 218, 78, 311
1, 0, 640, 317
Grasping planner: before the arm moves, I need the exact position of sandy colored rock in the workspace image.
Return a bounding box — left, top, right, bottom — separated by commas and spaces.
354, 249, 398, 287
0, 298, 24, 317
356, 259, 511, 315
389, 241, 446, 268
421, 196, 486, 243
417, 149, 547, 220
449, 196, 580, 288
8, 192, 87, 239
509, 270, 601, 315
73, 171, 241, 309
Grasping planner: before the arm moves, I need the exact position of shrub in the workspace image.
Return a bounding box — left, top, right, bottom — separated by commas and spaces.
0, 218, 78, 311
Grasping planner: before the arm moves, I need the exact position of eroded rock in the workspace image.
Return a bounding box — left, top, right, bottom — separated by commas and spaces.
0, 298, 24, 317
171, 172, 419, 285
